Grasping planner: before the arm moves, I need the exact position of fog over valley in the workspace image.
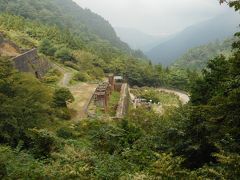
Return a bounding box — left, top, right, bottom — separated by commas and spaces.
0, 0, 240, 179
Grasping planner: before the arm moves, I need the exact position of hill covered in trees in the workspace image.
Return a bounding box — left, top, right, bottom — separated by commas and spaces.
0, 0, 240, 179
171, 38, 234, 70
0, 0, 135, 54
146, 12, 239, 66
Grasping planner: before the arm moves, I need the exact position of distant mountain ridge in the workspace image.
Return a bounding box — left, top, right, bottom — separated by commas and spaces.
146, 12, 240, 66
115, 27, 166, 52
171, 38, 234, 70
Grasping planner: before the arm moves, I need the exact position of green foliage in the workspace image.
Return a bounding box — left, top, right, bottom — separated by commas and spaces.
55, 107, 72, 120
42, 68, 62, 84
27, 128, 58, 158
53, 87, 74, 107
220, 0, 240, 11
73, 72, 90, 82
0, 0, 145, 59
151, 153, 189, 178
0, 13, 191, 89
39, 39, 56, 56
0, 146, 46, 179
140, 89, 161, 103
64, 61, 80, 71
91, 120, 143, 155
87, 67, 105, 80
172, 38, 234, 70
55, 47, 73, 62
177, 32, 240, 169
190, 55, 230, 105
0, 1, 239, 179
93, 154, 128, 179
108, 91, 120, 116
56, 127, 75, 139
0, 58, 53, 146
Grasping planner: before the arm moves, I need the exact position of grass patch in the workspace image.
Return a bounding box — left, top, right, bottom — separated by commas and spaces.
42, 68, 62, 85
108, 91, 121, 116
131, 87, 181, 114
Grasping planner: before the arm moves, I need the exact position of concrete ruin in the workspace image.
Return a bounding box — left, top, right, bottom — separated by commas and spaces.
115, 83, 129, 119
0, 33, 50, 78
12, 48, 51, 78
94, 82, 111, 112
86, 75, 130, 118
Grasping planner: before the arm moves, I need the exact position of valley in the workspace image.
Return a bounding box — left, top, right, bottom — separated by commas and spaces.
0, 0, 239, 179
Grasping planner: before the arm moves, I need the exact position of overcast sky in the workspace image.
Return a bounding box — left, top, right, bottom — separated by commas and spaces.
73, 0, 235, 36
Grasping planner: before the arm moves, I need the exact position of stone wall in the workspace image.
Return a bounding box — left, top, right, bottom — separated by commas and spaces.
12, 48, 50, 78
115, 83, 129, 119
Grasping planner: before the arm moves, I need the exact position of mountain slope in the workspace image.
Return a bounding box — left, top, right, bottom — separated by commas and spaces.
171, 38, 234, 70
146, 12, 239, 66
0, 0, 130, 52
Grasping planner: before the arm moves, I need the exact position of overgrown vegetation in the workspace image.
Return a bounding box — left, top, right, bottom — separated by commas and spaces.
108, 91, 121, 116
0, 0, 239, 179
172, 38, 234, 70
0, 11, 192, 90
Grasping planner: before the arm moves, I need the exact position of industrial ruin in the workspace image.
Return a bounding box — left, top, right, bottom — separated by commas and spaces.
12, 48, 51, 78
86, 74, 129, 118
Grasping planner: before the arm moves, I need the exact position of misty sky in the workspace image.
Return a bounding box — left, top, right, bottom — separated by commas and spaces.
73, 0, 235, 36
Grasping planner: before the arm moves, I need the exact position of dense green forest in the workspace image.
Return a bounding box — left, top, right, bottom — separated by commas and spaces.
146, 12, 239, 66
0, 0, 240, 179
172, 38, 234, 70
0, 0, 131, 52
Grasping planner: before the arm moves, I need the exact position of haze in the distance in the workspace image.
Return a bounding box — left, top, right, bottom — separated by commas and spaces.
73, 0, 234, 36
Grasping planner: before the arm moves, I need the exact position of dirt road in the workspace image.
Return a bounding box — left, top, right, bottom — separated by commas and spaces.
54, 63, 97, 120
158, 88, 190, 105
68, 83, 97, 120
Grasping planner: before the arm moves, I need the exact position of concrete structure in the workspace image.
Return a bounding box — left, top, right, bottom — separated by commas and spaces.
86, 75, 130, 118
108, 74, 115, 91
0, 34, 50, 78
12, 48, 50, 78
116, 83, 129, 119
94, 82, 111, 112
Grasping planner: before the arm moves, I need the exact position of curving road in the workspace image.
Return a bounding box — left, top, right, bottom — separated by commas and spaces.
158, 88, 190, 105
130, 88, 190, 105
53, 63, 97, 120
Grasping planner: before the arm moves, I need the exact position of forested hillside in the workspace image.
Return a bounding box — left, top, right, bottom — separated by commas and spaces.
146, 12, 239, 66
0, 0, 133, 53
172, 38, 234, 70
0, 0, 240, 179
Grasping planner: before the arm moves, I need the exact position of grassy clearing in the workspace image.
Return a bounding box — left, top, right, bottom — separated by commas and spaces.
131, 87, 181, 114
108, 91, 121, 116
88, 91, 121, 118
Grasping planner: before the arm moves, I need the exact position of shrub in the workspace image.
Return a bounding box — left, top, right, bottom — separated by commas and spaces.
42, 75, 59, 84
64, 61, 80, 70
42, 69, 61, 84
55, 47, 73, 62
56, 127, 75, 139
74, 72, 90, 82
39, 39, 56, 56
27, 129, 57, 158
53, 88, 74, 107
0, 162, 7, 179
0, 146, 46, 179
87, 67, 104, 80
